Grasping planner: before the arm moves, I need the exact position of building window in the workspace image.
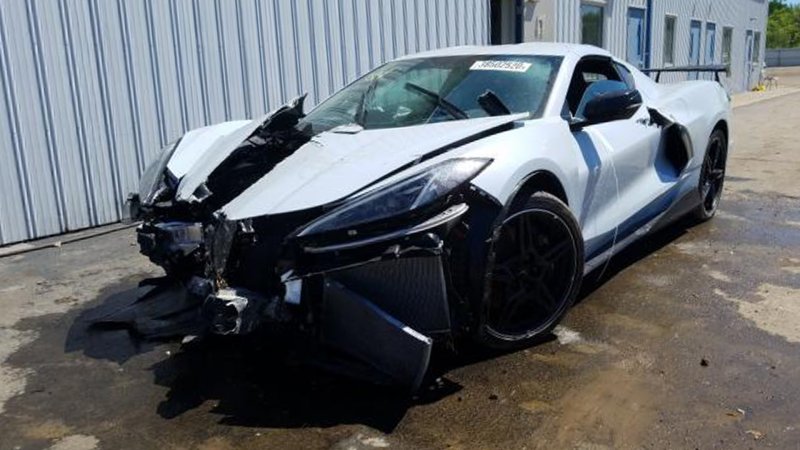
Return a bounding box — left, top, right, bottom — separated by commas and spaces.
663, 15, 677, 65
581, 4, 604, 47
722, 27, 733, 67
754, 31, 762, 62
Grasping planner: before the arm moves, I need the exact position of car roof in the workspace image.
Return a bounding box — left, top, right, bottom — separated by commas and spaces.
397, 42, 612, 60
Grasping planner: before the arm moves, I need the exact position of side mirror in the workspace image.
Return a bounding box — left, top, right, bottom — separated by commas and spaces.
570, 89, 643, 131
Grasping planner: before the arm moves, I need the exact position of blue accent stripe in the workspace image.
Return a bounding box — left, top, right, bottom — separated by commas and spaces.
586, 187, 681, 261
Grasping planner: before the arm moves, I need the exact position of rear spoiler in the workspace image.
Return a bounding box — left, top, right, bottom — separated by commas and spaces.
641, 65, 728, 83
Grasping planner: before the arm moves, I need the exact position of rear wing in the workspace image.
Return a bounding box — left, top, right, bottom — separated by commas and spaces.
641, 65, 728, 83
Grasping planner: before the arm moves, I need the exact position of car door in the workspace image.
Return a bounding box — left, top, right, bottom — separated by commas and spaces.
565, 57, 663, 260
626, 8, 646, 69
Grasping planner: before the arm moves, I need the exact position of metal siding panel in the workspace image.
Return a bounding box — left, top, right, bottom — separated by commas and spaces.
6, 0, 62, 236
51, 0, 93, 230
0, 1, 30, 244
175, 0, 206, 130
0, 0, 492, 245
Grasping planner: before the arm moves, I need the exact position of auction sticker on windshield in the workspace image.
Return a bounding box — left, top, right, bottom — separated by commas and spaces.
470, 60, 532, 72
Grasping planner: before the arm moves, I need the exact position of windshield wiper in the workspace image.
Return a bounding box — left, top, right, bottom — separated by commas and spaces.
404, 82, 469, 120
356, 76, 380, 126
477, 90, 512, 116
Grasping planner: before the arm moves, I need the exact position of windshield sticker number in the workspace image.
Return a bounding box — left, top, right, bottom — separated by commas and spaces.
470, 60, 532, 73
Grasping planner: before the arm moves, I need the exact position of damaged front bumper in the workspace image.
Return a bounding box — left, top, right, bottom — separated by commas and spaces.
133, 202, 472, 390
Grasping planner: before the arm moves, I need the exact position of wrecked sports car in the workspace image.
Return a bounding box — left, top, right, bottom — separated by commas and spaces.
124, 43, 731, 389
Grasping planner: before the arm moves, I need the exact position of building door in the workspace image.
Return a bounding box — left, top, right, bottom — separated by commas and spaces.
744, 30, 755, 90
705, 23, 716, 79
689, 20, 702, 80
626, 8, 646, 68
491, 0, 522, 45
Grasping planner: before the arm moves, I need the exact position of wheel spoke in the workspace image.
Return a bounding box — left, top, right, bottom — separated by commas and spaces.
537, 281, 558, 310
541, 239, 571, 264
497, 290, 527, 327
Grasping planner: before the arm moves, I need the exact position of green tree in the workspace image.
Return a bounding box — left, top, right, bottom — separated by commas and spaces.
768, 0, 800, 48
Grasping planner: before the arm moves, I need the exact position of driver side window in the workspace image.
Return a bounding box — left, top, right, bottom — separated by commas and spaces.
565, 58, 625, 118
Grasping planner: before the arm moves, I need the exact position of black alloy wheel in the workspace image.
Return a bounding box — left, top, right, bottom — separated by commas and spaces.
479, 192, 584, 348
695, 129, 728, 221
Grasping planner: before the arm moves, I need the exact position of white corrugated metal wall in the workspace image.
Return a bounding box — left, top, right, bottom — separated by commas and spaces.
551, 0, 768, 92
0, 0, 491, 246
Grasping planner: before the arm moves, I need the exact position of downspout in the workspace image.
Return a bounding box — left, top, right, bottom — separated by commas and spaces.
645, 0, 653, 69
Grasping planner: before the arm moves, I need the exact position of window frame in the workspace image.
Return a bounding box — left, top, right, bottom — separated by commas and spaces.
614, 61, 636, 90
663, 14, 677, 66
580, 3, 605, 48
721, 26, 734, 68
753, 31, 762, 62
704, 21, 717, 70
565, 56, 625, 117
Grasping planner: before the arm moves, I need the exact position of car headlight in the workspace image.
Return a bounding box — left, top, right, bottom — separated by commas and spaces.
298, 158, 491, 236
139, 139, 180, 205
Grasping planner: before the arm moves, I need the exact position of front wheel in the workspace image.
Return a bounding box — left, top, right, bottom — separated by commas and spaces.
476, 192, 584, 349
693, 129, 728, 221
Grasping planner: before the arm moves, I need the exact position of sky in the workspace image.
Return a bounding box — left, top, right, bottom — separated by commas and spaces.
784, 0, 800, 5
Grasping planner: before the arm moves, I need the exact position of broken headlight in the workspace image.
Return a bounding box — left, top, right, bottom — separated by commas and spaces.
298, 158, 491, 236
139, 139, 180, 205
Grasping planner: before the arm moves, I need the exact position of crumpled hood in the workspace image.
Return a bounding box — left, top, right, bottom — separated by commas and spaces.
170, 117, 268, 201
219, 114, 525, 220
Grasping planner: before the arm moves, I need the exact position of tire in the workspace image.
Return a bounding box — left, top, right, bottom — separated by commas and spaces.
475, 192, 584, 350
693, 129, 728, 221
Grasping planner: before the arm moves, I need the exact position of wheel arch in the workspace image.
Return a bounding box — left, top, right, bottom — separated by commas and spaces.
713, 119, 728, 142
506, 170, 570, 212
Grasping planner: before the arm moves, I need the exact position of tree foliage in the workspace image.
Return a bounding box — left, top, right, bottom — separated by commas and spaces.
768, 0, 800, 48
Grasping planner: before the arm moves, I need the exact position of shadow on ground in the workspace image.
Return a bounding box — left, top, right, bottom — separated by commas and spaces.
61, 216, 696, 434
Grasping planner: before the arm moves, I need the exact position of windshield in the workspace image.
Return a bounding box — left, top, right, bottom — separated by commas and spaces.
300, 54, 563, 133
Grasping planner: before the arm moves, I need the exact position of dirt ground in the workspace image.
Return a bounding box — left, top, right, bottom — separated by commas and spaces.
1, 78, 800, 450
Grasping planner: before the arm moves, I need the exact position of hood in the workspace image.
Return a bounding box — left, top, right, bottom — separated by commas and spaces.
220, 114, 526, 220
171, 117, 268, 202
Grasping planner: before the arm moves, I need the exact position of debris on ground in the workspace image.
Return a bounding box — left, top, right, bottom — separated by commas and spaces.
745, 429, 765, 440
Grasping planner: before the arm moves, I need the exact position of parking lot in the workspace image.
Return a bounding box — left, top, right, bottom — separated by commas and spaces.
1, 69, 799, 450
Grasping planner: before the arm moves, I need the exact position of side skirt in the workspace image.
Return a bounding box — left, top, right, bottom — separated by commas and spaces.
583, 186, 701, 275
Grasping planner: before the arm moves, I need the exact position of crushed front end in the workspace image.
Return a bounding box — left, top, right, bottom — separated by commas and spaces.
121, 99, 504, 390
131, 188, 496, 390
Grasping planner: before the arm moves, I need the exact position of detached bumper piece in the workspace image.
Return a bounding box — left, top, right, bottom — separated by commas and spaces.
321, 256, 450, 390
322, 281, 433, 391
